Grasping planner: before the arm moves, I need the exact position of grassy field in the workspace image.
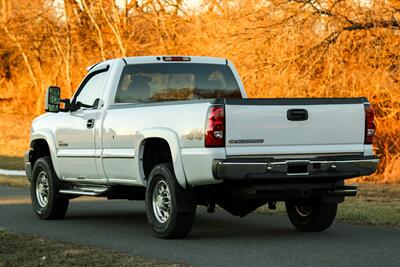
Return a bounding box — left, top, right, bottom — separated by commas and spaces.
257, 183, 400, 229
0, 175, 29, 187
0, 156, 27, 187
0, 155, 24, 170
0, 230, 184, 267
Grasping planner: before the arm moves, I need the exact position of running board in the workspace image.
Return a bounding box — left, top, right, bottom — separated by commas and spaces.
59, 186, 109, 196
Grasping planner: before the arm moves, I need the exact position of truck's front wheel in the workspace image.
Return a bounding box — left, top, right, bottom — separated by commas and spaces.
145, 163, 196, 239
285, 200, 337, 231
31, 156, 69, 219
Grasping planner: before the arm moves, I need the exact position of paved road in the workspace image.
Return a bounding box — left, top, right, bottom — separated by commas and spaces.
1, 185, 399, 267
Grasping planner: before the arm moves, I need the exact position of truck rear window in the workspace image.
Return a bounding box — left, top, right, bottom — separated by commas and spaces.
114, 63, 241, 103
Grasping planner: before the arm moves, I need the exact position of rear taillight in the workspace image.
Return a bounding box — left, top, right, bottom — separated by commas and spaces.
364, 103, 376, 144
205, 106, 225, 147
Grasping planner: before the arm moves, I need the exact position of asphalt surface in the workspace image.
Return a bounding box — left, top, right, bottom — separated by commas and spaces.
1, 185, 399, 267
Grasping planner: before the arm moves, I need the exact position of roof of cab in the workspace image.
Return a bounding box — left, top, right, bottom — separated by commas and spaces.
123, 56, 227, 65
87, 56, 228, 72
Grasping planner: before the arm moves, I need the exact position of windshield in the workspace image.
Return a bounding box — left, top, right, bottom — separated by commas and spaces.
114, 63, 242, 103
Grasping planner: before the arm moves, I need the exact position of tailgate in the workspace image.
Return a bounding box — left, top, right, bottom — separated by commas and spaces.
224, 98, 366, 156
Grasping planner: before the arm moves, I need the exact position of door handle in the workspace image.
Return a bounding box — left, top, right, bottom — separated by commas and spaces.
287, 109, 308, 121
87, 119, 95, 129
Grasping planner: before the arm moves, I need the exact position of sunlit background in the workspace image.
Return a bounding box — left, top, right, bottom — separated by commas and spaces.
0, 0, 399, 182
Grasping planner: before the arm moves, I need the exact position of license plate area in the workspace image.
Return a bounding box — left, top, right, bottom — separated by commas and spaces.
287, 161, 309, 175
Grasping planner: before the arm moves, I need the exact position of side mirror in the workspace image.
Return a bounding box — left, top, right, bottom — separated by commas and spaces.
45, 86, 60, 113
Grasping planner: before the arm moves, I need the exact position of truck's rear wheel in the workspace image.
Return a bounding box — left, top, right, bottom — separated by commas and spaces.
31, 156, 69, 220
145, 163, 196, 239
285, 200, 337, 231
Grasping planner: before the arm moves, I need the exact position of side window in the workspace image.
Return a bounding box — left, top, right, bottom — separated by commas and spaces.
75, 71, 107, 108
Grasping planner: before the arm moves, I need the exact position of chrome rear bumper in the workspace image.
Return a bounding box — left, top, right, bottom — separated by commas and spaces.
213, 156, 379, 181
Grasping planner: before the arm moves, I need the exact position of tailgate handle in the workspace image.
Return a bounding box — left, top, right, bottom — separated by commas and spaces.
287, 109, 308, 121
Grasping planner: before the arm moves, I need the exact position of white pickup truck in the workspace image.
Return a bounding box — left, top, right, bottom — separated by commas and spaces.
25, 56, 378, 238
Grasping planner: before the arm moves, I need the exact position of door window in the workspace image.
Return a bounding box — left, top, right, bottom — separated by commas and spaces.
74, 71, 107, 108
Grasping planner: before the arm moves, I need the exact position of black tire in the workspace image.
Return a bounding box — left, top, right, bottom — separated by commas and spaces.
145, 163, 196, 239
31, 156, 69, 220
285, 200, 337, 232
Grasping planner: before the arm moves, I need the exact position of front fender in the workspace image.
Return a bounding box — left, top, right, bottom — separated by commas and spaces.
30, 130, 61, 179
138, 128, 187, 188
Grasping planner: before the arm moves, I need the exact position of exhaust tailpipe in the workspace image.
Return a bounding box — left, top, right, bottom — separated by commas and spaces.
301, 189, 311, 198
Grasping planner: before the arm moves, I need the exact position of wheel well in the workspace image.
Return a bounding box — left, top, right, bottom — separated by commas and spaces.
31, 139, 51, 166
142, 138, 173, 179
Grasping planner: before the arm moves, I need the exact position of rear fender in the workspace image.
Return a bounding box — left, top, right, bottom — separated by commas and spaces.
138, 128, 187, 188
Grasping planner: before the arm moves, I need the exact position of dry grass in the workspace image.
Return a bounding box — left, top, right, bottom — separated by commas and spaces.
257, 183, 400, 229
0, 155, 25, 170
0, 229, 185, 267
0, 175, 28, 187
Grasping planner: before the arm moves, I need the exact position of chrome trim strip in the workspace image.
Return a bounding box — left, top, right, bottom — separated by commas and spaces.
57, 149, 99, 158
287, 172, 310, 176
102, 155, 135, 159
101, 148, 135, 159
57, 155, 101, 158
226, 153, 364, 159
107, 178, 139, 185
218, 159, 379, 166
312, 159, 379, 164
219, 162, 268, 165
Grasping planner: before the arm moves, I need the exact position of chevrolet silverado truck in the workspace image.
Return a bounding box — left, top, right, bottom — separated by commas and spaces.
25, 56, 379, 239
